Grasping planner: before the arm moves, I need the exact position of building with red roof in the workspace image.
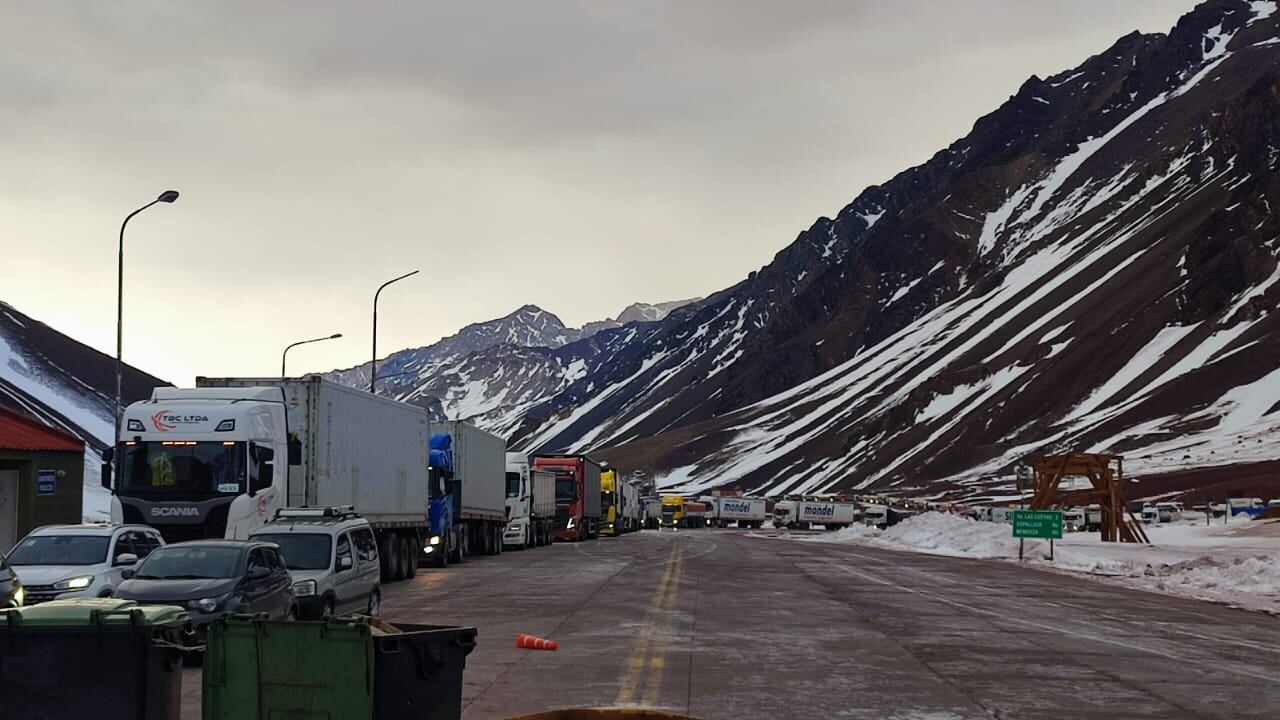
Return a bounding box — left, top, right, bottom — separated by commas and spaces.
0, 407, 85, 550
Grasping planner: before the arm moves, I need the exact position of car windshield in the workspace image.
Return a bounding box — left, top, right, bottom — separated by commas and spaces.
119, 440, 246, 495
7, 535, 110, 566
251, 533, 332, 570
506, 471, 521, 498
134, 546, 242, 579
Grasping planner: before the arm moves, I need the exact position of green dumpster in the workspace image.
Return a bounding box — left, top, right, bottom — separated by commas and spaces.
204, 615, 477, 720
0, 598, 189, 720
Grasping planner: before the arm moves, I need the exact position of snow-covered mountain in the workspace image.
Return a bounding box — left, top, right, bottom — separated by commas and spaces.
333, 0, 1280, 501
0, 301, 170, 518
326, 299, 699, 423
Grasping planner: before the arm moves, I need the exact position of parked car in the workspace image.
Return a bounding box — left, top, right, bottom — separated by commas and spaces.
5, 524, 164, 604
114, 539, 297, 640
249, 507, 381, 619
0, 551, 22, 608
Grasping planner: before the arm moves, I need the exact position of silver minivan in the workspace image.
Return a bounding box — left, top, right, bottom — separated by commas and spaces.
249, 507, 381, 619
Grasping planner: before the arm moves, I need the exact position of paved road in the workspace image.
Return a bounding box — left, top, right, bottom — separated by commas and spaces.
182, 529, 1280, 719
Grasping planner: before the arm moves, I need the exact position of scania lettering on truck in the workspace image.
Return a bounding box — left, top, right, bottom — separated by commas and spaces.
106, 377, 431, 584
424, 421, 509, 566
504, 452, 555, 549
535, 454, 602, 541
712, 497, 767, 528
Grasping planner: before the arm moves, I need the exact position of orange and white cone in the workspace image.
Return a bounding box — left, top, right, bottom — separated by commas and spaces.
516, 633, 559, 651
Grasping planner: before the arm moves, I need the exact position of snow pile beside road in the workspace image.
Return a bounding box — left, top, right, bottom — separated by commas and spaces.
1147, 555, 1280, 600
794, 512, 1280, 613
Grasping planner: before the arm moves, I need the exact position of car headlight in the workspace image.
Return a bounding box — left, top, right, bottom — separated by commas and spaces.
429, 535, 441, 546
13, 586, 24, 607
188, 596, 222, 613
292, 580, 317, 597
54, 576, 94, 591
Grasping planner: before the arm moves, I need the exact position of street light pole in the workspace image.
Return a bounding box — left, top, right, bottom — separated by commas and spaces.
114, 190, 179, 446
281, 333, 343, 377
371, 270, 419, 395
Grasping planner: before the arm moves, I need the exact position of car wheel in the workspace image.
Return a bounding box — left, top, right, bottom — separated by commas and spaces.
367, 589, 381, 617
321, 599, 335, 619
285, 605, 298, 621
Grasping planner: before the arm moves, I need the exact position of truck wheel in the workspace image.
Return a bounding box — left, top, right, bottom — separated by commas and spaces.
386, 534, 404, 581
379, 534, 398, 581
402, 536, 417, 579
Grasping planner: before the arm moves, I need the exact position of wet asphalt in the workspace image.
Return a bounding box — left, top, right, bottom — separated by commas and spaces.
181, 528, 1280, 719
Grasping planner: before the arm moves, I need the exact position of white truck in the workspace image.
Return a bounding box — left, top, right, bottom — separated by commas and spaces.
105, 376, 432, 582
795, 500, 857, 530
504, 452, 555, 549
620, 479, 642, 533
425, 420, 509, 566
711, 497, 767, 528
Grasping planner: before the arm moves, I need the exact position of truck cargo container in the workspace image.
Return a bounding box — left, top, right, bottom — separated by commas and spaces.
535, 454, 601, 541
621, 478, 641, 533
504, 452, 555, 549
712, 497, 767, 528
642, 497, 662, 529
425, 421, 509, 566
796, 501, 856, 530
107, 376, 431, 583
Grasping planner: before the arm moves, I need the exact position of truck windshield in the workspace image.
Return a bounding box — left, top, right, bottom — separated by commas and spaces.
119, 441, 246, 495
251, 533, 332, 571
553, 471, 576, 502
602, 491, 616, 508
506, 472, 521, 499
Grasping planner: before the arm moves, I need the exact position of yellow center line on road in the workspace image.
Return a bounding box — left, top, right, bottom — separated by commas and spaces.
614, 543, 683, 706
639, 551, 682, 707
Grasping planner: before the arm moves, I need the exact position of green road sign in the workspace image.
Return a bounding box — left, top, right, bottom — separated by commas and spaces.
1012, 510, 1063, 539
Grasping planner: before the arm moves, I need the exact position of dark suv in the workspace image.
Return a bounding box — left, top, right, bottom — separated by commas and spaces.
114, 539, 297, 639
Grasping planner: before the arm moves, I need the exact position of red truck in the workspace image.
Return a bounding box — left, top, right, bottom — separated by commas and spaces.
534, 454, 602, 541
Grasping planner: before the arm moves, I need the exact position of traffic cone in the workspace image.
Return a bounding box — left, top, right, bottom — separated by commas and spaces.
516, 633, 559, 651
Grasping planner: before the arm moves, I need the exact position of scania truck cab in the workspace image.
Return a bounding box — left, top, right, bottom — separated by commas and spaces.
105, 386, 288, 542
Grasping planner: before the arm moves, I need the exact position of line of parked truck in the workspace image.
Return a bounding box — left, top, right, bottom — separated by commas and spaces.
94, 376, 678, 586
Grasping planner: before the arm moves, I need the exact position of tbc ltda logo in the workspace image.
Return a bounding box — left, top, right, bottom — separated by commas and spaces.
152, 409, 175, 431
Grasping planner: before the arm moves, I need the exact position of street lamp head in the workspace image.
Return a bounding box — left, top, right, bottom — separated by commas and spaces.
157, 190, 180, 203
329, 333, 343, 339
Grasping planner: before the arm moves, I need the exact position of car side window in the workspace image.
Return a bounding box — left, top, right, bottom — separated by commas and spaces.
112, 533, 136, 562
353, 528, 377, 563
336, 533, 353, 568
266, 548, 287, 573
132, 532, 160, 558
247, 548, 269, 573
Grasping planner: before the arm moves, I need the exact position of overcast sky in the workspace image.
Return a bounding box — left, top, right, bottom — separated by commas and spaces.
2, 1, 1193, 385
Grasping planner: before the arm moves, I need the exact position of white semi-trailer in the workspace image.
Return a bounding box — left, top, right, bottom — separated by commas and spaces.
504, 452, 555, 549
797, 500, 857, 529
106, 376, 432, 582
711, 496, 767, 528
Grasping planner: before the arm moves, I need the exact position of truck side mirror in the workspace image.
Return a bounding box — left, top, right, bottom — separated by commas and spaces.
101, 447, 115, 489
252, 463, 273, 495
288, 437, 302, 466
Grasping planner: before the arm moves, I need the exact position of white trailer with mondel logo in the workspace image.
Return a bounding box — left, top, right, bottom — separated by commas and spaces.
105, 376, 433, 583
711, 497, 767, 528
795, 500, 857, 530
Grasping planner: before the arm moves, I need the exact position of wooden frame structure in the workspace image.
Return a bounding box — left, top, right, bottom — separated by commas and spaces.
1028, 453, 1148, 543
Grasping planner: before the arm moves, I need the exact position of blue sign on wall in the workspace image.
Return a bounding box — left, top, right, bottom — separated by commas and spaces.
37, 470, 56, 496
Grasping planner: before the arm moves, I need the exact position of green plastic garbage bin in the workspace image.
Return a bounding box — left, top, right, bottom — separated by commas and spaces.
0, 597, 189, 720
203, 616, 477, 720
